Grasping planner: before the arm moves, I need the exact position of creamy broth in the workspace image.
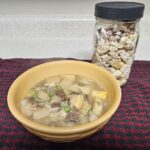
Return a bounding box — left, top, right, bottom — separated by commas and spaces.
20, 75, 108, 127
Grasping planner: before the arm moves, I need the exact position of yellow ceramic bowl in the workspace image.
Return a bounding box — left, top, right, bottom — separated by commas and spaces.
7, 60, 121, 142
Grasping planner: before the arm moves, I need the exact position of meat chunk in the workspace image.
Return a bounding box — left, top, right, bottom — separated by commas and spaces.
55, 89, 66, 101
65, 111, 80, 123
51, 102, 61, 108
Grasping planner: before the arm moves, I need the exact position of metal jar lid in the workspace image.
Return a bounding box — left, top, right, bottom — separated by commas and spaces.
95, 2, 145, 21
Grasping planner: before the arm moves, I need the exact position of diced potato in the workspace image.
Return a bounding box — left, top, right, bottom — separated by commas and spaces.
37, 91, 50, 101
92, 102, 103, 116
49, 112, 62, 121
92, 91, 107, 101
20, 100, 35, 117
80, 101, 91, 115
33, 108, 50, 119
61, 75, 76, 81
63, 89, 72, 97
60, 79, 73, 89
21, 101, 32, 114
59, 110, 67, 118
70, 95, 84, 110
69, 84, 80, 93
79, 86, 91, 95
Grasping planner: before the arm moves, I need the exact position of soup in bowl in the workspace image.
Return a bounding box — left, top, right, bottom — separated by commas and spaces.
7, 60, 121, 142
20, 74, 108, 127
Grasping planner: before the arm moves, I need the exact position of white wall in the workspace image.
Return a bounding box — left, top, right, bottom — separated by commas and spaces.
0, 0, 149, 60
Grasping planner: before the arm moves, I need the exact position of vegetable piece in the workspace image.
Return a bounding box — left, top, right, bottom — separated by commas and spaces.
51, 95, 62, 102
33, 108, 50, 119
77, 77, 91, 85
21, 108, 33, 117
37, 90, 50, 101
80, 101, 91, 115
79, 86, 91, 95
63, 106, 71, 113
70, 95, 84, 110
61, 75, 76, 81
60, 101, 68, 107
92, 91, 107, 100
49, 112, 59, 121
60, 79, 73, 89
92, 102, 103, 116
59, 110, 67, 118
20, 99, 33, 117
69, 84, 81, 93
63, 89, 71, 97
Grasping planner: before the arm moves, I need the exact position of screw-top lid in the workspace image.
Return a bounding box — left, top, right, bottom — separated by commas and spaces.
95, 2, 145, 21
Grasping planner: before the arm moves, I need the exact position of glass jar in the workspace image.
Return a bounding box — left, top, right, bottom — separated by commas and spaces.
92, 2, 145, 86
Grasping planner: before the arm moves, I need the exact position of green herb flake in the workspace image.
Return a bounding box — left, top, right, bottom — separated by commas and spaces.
48, 91, 54, 97
63, 106, 71, 113
32, 92, 37, 99
55, 85, 62, 89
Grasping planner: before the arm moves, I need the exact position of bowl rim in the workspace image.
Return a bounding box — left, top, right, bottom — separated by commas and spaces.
7, 60, 121, 135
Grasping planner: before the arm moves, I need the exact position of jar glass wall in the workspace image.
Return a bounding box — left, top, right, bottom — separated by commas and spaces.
92, 18, 140, 86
